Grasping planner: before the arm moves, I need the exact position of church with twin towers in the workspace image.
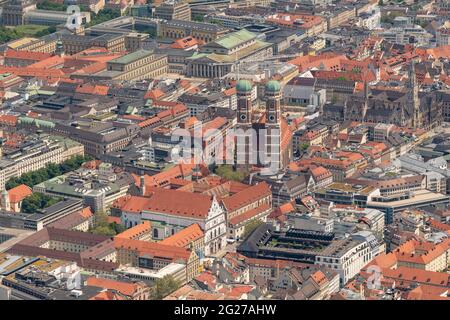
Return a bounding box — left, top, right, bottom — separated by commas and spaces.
234, 79, 293, 174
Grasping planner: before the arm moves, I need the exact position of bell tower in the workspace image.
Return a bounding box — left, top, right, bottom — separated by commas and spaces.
265, 80, 281, 125
236, 80, 253, 124
408, 61, 420, 128
235, 80, 255, 169
261, 80, 282, 173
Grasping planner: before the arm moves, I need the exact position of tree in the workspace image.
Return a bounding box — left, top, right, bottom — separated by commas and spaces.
378, 0, 384, 6
299, 142, 309, 152
88, 9, 121, 27
215, 165, 247, 182
21, 193, 61, 213
93, 210, 109, 227
37, 0, 67, 11
5, 155, 91, 190
243, 219, 264, 239
152, 275, 180, 299
90, 210, 125, 236
91, 225, 116, 237
111, 222, 126, 234
192, 14, 205, 23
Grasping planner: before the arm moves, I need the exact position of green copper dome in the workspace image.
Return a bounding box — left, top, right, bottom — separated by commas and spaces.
265, 80, 281, 92
236, 79, 253, 92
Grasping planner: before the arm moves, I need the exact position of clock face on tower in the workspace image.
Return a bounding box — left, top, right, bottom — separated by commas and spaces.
268, 115, 275, 122
240, 114, 247, 121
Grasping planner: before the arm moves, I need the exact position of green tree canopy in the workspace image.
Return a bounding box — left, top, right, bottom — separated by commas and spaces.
90, 210, 126, 236
299, 142, 309, 152
88, 9, 121, 27
5, 155, 92, 190
21, 193, 61, 213
151, 275, 181, 299
215, 165, 248, 182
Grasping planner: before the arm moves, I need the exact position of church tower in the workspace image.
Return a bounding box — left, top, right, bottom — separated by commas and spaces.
55, 38, 65, 57
265, 80, 282, 124
408, 61, 420, 128
236, 80, 253, 125
235, 80, 255, 169
262, 80, 282, 173
362, 80, 370, 121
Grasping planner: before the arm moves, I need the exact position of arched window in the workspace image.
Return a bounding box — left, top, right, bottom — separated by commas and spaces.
153, 228, 159, 239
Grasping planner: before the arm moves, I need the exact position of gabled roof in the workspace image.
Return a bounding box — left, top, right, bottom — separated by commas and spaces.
114, 237, 192, 262
86, 277, 144, 297
89, 290, 127, 300
7, 184, 32, 203
76, 84, 109, 96
115, 221, 151, 240
4, 49, 52, 61
160, 223, 204, 247
229, 204, 271, 226
382, 266, 450, 287
113, 195, 152, 214
221, 182, 271, 213
146, 188, 215, 219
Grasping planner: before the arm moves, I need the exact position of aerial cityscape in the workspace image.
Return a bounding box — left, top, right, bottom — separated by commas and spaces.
0, 0, 449, 303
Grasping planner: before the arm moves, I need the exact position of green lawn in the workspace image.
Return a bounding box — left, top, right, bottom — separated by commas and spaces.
12, 24, 51, 36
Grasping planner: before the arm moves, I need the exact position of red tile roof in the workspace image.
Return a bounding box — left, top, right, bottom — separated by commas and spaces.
76, 84, 109, 96
115, 221, 151, 240
80, 207, 93, 219
228, 203, 271, 226
108, 216, 122, 224
4, 49, 52, 61
89, 290, 127, 300
0, 114, 18, 126
144, 88, 165, 100
112, 195, 152, 214
160, 223, 204, 247
86, 277, 143, 297
146, 188, 214, 219
221, 182, 271, 213
406, 285, 450, 300
170, 36, 200, 49
381, 266, 450, 287
8, 184, 32, 203
114, 237, 192, 262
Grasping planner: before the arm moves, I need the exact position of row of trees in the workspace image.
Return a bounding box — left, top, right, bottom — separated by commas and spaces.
0, 26, 55, 44
37, 1, 89, 12
5, 155, 92, 190
87, 9, 121, 27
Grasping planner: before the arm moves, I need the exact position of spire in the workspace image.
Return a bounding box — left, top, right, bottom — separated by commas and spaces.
55, 35, 65, 57
408, 60, 420, 129
364, 80, 369, 101
362, 80, 369, 121
408, 60, 416, 89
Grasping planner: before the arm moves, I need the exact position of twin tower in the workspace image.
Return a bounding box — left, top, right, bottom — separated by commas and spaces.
235, 79, 287, 174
